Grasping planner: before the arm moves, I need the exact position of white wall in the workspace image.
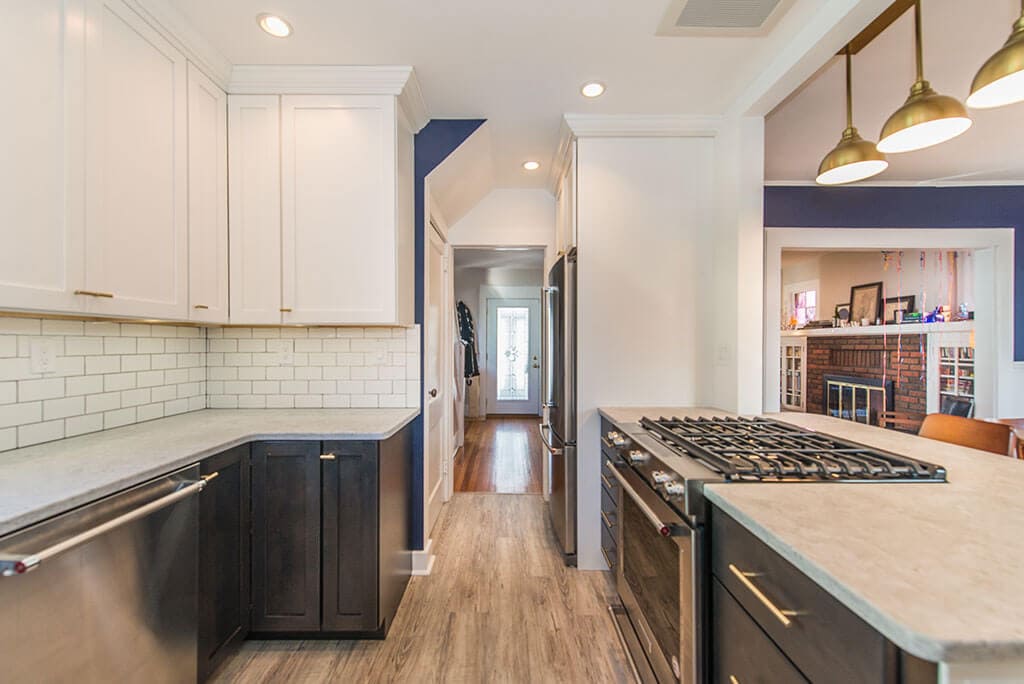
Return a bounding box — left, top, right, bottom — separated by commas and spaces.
575, 135, 715, 570
781, 249, 976, 324
448, 189, 555, 259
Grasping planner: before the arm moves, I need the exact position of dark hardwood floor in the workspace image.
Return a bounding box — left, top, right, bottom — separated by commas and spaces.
453, 416, 543, 493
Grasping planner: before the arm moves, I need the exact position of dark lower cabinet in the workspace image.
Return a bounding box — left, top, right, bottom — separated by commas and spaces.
250, 441, 322, 633
198, 444, 250, 682
249, 425, 413, 638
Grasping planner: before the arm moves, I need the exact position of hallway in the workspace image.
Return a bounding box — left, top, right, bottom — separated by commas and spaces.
213, 495, 629, 683
454, 417, 543, 494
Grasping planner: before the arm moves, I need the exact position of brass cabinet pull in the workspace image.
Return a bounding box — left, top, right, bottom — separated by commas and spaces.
193, 304, 209, 310
728, 563, 800, 627
729, 677, 740, 684
280, 307, 293, 313
200, 471, 220, 483
320, 453, 336, 460
74, 289, 114, 298
600, 510, 616, 529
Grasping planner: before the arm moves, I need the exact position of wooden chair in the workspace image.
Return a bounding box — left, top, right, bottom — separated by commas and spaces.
993, 418, 1024, 460
918, 414, 1015, 456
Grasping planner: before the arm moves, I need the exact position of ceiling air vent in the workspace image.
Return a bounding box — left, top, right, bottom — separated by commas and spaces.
656, 0, 796, 36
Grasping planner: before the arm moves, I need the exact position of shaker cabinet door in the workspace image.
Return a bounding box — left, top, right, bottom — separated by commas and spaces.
0, 0, 85, 314
198, 445, 250, 681
321, 440, 380, 632
280, 95, 397, 324
228, 95, 282, 324
187, 63, 229, 324
250, 441, 321, 632
81, 0, 189, 319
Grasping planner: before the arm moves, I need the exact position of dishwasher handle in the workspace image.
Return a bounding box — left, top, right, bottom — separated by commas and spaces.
0, 474, 215, 577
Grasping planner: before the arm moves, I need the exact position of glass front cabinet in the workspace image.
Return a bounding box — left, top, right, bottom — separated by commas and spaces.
780, 336, 807, 412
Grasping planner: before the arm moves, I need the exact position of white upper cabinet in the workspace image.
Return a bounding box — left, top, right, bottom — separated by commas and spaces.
81, 0, 188, 319
280, 95, 406, 324
228, 95, 282, 325
229, 91, 416, 326
0, 0, 84, 313
187, 63, 229, 323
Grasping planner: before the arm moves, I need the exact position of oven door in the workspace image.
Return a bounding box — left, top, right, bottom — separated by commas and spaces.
608, 461, 703, 684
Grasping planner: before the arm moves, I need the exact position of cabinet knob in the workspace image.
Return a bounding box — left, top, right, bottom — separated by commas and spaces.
320, 453, 336, 461
429, 388, 438, 398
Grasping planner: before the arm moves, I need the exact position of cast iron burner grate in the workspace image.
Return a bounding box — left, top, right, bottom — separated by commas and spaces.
640, 416, 946, 482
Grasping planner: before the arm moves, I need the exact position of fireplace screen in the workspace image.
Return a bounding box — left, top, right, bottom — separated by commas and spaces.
825, 375, 892, 425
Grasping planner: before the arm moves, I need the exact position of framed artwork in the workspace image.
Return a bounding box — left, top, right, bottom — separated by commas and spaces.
834, 303, 851, 322
884, 295, 916, 323
849, 282, 883, 324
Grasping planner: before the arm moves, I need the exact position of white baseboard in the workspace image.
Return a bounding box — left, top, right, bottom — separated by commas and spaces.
412, 538, 435, 576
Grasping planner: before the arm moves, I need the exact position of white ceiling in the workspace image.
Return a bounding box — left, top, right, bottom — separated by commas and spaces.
453, 248, 545, 271
766, 0, 1024, 184
167, 0, 829, 188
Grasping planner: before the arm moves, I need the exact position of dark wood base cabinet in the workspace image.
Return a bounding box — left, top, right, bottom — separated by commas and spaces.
196, 425, 414, 681
710, 507, 938, 684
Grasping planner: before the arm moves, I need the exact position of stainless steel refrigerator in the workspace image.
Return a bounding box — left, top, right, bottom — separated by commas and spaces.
541, 249, 577, 563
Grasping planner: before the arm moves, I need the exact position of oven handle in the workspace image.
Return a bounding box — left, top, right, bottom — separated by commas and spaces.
605, 460, 684, 537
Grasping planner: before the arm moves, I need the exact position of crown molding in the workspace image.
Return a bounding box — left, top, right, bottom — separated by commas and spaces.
563, 114, 724, 138
227, 65, 429, 131
130, 0, 233, 88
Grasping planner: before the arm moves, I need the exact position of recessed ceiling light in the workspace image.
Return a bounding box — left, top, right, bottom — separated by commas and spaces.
257, 13, 292, 38
580, 81, 606, 98
522, 161, 540, 171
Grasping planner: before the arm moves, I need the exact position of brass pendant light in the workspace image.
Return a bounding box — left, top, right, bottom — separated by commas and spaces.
877, 0, 972, 153
967, 0, 1024, 109
816, 49, 889, 185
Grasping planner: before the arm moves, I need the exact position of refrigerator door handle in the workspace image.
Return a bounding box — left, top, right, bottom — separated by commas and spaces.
538, 423, 564, 456
0, 477, 211, 577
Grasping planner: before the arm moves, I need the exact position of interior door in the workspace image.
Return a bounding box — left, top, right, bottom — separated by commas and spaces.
424, 224, 448, 537
487, 298, 542, 415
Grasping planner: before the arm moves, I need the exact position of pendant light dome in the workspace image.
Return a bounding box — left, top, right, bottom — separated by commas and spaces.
877, 0, 972, 154
816, 50, 889, 185
967, 2, 1024, 109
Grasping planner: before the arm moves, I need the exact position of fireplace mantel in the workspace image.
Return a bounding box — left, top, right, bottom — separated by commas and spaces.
781, 320, 973, 339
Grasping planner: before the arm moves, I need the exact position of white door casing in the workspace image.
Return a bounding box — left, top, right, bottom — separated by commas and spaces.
486, 297, 542, 416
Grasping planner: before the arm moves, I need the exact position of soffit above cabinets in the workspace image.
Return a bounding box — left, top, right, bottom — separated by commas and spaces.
656, 0, 797, 37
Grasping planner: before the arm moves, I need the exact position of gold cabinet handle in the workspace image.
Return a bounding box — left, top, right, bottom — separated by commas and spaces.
280, 307, 293, 313
729, 677, 740, 684
320, 453, 336, 460
193, 304, 209, 310
74, 289, 114, 298
600, 510, 616, 529
728, 563, 800, 627
200, 471, 220, 483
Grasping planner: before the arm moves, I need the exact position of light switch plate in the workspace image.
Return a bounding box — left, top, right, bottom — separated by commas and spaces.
30, 339, 59, 374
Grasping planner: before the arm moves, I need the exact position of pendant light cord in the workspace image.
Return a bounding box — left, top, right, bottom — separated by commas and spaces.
845, 48, 854, 129
914, 0, 924, 82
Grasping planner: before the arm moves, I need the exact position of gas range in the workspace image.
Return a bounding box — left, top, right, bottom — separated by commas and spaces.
604, 415, 947, 525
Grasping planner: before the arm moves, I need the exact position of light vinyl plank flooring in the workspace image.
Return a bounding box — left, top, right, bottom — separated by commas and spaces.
213, 494, 631, 683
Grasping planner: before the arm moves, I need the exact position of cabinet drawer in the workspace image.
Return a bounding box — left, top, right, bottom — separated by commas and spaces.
712, 509, 897, 684
712, 578, 807, 684
600, 521, 617, 571
600, 483, 617, 519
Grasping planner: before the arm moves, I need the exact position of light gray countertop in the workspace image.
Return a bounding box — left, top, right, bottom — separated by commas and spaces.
0, 408, 418, 537
600, 406, 1024, 665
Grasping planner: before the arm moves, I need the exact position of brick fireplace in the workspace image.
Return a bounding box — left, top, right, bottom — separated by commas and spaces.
806, 334, 927, 418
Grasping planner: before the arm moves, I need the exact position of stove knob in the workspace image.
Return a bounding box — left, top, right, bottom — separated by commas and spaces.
628, 450, 647, 463
652, 470, 673, 484
607, 431, 626, 446
664, 482, 685, 496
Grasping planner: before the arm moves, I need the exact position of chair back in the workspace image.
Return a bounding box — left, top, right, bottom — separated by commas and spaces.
919, 414, 1014, 456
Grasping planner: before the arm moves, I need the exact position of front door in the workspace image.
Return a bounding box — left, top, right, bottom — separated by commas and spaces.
486, 298, 542, 415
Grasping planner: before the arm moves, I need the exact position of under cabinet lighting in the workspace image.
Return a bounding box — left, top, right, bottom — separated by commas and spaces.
257, 14, 292, 38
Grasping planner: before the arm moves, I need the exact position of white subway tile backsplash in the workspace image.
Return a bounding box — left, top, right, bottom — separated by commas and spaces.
0, 319, 419, 454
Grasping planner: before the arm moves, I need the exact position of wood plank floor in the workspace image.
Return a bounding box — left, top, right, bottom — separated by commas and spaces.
212, 494, 631, 683
453, 417, 543, 494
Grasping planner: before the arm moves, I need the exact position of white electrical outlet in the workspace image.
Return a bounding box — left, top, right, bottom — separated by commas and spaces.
30, 339, 59, 374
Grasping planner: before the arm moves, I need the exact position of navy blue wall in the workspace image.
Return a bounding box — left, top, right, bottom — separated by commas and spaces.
764, 185, 1024, 361
410, 119, 486, 550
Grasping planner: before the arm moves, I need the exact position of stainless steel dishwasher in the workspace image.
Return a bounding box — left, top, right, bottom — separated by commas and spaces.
0, 464, 211, 682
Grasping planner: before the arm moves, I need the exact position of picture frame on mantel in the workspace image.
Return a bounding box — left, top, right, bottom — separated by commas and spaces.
884, 295, 916, 324
850, 282, 883, 325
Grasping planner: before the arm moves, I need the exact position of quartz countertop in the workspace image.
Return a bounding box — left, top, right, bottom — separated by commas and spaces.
0, 408, 418, 537
600, 406, 1024, 665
